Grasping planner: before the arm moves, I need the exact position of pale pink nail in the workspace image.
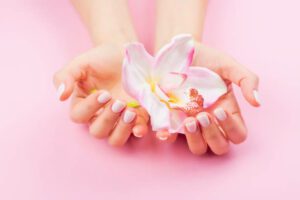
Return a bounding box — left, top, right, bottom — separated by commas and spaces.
57, 83, 65, 99
97, 91, 111, 103
197, 112, 210, 127
123, 110, 136, 124
158, 136, 168, 141
253, 90, 261, 105
214, 108, 227, 121
185, 120, 197, 133
111, 100, 126, 113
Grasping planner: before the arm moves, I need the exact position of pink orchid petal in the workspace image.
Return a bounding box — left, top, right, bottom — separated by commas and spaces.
159, 72, 187, 92
173, 67, 227, 108
122, 43, 153, 99
139, 86, 170, 131
154, 34, 194, 78
168, 109, 187, 134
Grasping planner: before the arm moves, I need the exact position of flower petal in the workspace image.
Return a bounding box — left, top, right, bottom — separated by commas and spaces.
168, 109, 187, 134
154, 34, 194, 78
173, 67, 227, 108
159, 72, 187, 92
122, 43, 153, 99
139, 86, 170, 131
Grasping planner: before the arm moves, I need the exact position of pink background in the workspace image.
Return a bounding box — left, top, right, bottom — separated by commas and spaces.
1, 0, 300, 199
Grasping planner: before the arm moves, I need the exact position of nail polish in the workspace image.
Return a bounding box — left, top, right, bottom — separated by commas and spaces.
158, 136, 168, 141
111, 100, 126, 113
197, 112, 210, 127
214, 108, 227, 121
123, 110, 136, 124
57, 83, 65, 99
185, 120, 197, 133
97, 91, 111, 104
253, 90, 261, 105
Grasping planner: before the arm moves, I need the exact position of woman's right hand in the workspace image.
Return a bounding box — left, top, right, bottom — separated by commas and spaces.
53, 43, 149, 146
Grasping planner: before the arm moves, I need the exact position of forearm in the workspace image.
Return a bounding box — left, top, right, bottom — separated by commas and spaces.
71, 0, 137, 45
155, 0, 207, 51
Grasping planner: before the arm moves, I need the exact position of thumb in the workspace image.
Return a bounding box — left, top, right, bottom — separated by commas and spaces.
219, 58, 260, 107
53, 56, 87, 101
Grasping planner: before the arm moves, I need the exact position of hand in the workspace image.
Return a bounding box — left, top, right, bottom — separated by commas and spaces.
53, 43, 149, 146
157, 42, 260, 155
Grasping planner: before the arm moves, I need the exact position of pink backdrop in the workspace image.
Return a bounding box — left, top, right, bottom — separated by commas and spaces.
1, 0, 299, 199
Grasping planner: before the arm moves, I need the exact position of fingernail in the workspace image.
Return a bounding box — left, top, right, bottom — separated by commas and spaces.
185, 120, 197, 133
133, 127, 143, 138
158, 136, 168, 141
197, 112, 210, 127
97, 91, 111, 103
123, 110, 136, 124
57, 83, 65, 99
253, 90, 261, 105
214, 108, 227, 121
111, 100, 126, 113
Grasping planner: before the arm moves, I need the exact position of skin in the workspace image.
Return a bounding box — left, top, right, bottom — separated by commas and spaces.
54, 0, 260, 154
155, 0, 260, 155
53, 0, 149, 146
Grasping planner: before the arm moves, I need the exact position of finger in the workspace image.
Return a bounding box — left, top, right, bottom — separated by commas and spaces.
184, 117, 207, 155
212, 92, 247, 144
69, 90, 111, 123
108, 109, 137, 147
132, 108, 149, 138
213, 107, 247, 144
89, 100, 126, 138
197, 112, 229, 155
53, 55, 88, 101
219, 57, 260, 106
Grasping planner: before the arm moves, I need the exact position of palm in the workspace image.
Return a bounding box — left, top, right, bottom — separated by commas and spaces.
192, 43, 239, 113
74, 44, 134, 102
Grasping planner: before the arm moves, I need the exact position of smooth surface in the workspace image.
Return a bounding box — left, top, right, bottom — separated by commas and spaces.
0, 0, 299, 199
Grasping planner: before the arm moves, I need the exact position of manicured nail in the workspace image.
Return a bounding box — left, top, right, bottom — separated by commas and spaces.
123, 110, 136, 124
97, 91, 111, 104
133, 127, 143, 138
185, 120, 197, 133
214, 108, 227, 121
111, 100, 126, 113
57, 83, 65, 99
197, 112, 210, 127
158, 136, 168, 141
253, 90, 261, 105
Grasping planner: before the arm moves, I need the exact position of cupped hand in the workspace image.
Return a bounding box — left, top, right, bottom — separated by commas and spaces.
157, 42, 260, 155
53, 43, 149, 146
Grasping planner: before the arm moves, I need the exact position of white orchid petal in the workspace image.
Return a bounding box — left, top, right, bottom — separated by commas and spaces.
175, 67, 227, 108
139, 86, 170, 131
159, 72, 187, 92
122, 43, 153, 99
154, 34, 194, 77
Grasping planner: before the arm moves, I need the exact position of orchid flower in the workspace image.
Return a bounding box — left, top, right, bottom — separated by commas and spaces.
122, 34, 227, 134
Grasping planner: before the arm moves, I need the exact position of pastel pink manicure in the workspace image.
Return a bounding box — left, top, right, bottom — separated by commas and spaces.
111, 100, 126, 113
214, 108, 227, 121
185, 120, 197, 133
197, 112, 210, 128
97, 91, 111, 104
123, 110, 136, 124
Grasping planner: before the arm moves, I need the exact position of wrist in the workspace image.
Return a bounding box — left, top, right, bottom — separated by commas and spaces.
92, 31, 137, 47
155, 31, 202, 53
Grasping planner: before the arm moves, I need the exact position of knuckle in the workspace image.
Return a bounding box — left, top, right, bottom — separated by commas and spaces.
70, 109, 85, 124
232, 131, 247, 144
108, 137, 125, 147
190, 146, 207, 156
214, 144, 230, 156
89, 125, 107, 139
